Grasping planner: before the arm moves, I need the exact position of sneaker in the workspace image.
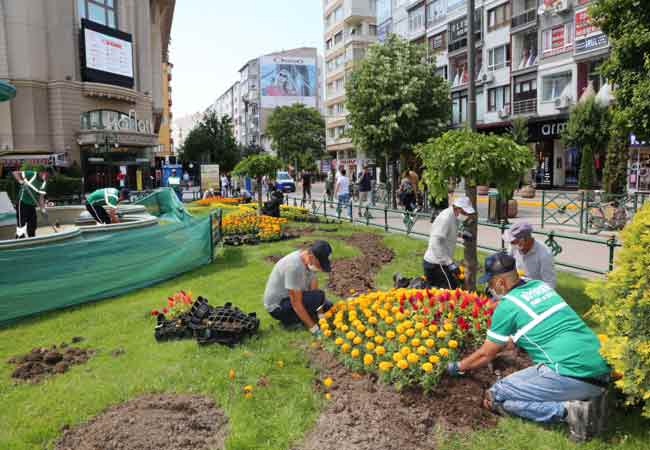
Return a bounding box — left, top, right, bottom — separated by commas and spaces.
564, 392, 608, 442
484, 390, 509, 417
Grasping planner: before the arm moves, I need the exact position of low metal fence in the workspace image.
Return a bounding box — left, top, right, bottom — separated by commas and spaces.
287, 195, 621, 275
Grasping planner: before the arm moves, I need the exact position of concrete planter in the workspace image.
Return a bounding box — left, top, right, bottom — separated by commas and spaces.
519, 185, 536, 199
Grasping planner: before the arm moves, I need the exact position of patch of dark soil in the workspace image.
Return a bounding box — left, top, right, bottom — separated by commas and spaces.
264, 254, 284, 264
294, 345, 532, 450
8, 342, 95, 383
54, 394, 228, 450
284, 226, 316, 239
327, 233, 394, 297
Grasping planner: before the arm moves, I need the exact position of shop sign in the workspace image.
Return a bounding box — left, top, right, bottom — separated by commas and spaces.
630, 134, 649, 148
529, 119, 568, 141
575, 33, 608, 55
106, 110, 153, 134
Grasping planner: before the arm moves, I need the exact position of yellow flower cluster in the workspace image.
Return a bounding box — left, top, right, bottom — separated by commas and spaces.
222, 209, 287, 241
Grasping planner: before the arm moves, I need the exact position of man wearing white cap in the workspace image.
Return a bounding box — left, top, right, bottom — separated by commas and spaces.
423, 196, 476, 288
504, 221, 556, 288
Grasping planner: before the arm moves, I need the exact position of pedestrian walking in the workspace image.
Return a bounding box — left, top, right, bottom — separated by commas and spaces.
357, 165, 372, 217
334, 168, 350, 207
302, 170, 312, 202
398, 171, 416, 212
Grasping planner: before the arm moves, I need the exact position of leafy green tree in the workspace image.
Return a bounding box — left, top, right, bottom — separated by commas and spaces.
233, 154, 282, 210
591, 0, 650, 141
416, 130, 534, 289
602, 113, 629, 195
561, 95, 611, 190
266, 104, 325, 170
179, 111, 240, 171
346, 34, 451, 207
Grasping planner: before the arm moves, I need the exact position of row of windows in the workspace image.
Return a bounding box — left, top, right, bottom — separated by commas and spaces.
325, 5, 344, 28
327, 103, 346, 116
78, 0, 117, 28
327, 125, 347, 139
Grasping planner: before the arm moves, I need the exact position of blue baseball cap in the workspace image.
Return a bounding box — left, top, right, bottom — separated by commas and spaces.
479, 252, 517, 284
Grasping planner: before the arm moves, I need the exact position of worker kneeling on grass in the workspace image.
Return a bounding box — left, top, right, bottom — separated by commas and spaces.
263, 240, 334, 335
446, 252, 611, 442
85, 188, 129, 224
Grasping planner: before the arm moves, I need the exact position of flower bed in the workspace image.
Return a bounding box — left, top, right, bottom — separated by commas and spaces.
280, 205, 320, 222
222, 211, 287, 242
195, 197, 243, 206
319, 287, 495, 390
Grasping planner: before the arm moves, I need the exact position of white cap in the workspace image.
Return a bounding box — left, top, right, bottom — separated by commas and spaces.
452, 196, 476, 214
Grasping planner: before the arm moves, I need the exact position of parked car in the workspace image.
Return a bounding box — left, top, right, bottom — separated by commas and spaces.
275, 171, 296, 193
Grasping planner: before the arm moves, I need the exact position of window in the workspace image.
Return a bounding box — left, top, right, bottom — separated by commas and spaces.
542, 72, 572, 101
326, 39, 333, 50
514, 78, 537, 95
328, 128, 336, 138
334, 6, 343, 22
448, 0, 465, 10
452, 92, 468, 125
575, 10, 597, 37
435, 65, 448, 81
369, 24, 377, 35
327, 81, 335, 95
524, 0, 537, 9
427, 0, 446, 26
376, 0, 392, 24
335, 78, 344, 91
336, 103, 345, 114
542, 23, 574, 56
488, 44, 510, 71
488, 85, 511, 112
327, 105, 334, 116
430, 32, 446, 52
587, 60, 605, 92
334, 31, 343, 45
488, 3, 511, 30
78, 0, 117, 28
408, 6, 425, 33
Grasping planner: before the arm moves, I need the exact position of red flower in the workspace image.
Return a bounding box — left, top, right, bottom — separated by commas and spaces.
460, 296, 470, 309
399, 306, 404, 314
399, 295, 405, 306
415, 291, 424, 302
475, 322, 481, 331
426, 289, 433, 299
472, 305, 479, 318
151, 309, 159, 316
423, 307, 430, 315
439, 291, 450, 302
429, 298, 435, 307
487, 318, 492, 328
162, 307, 169, 314
457, 316, 470, 331
413, 303, 419, 311
167, 298, 175, 307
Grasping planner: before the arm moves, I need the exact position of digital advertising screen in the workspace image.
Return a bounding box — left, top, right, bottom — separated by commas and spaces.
80, 19, 134, 89
260, 56, 317, 108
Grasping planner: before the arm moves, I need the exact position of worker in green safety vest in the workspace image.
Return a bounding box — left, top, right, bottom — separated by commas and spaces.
12, 168, 49, 238
85, 187, 129, 224
446, 252, 611, 442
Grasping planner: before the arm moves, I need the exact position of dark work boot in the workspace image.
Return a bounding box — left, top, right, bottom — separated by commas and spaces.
564, 391, 609, 442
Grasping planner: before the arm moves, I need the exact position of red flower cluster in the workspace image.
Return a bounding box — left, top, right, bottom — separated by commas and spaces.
150, 290, 193, 318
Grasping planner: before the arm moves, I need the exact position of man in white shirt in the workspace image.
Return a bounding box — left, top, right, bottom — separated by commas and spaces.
504, 221, 556, 288
334, 168, 350, 205
423, 196, 476, 288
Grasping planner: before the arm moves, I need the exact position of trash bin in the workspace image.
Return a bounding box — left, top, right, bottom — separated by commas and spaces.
488, 191, 503, 223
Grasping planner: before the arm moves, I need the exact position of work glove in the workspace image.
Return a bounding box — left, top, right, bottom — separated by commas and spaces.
448, 262, 459, 274
461, 230, 474, 242
447, 361, 465, 377
309, 324, 321, 338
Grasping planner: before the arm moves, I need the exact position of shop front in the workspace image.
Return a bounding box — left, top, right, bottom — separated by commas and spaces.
628, 134, 650, 193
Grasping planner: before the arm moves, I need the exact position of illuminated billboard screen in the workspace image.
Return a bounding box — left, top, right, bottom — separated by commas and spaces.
81, 19, 134, 88
260, 56, 317, 108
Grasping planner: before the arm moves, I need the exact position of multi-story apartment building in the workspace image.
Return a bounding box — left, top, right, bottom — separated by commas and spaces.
376, 0, 611, 189
157, 62, 174, 159
323, 0, 377, 176
213, 48, 321, 154
0, 0, 175, 192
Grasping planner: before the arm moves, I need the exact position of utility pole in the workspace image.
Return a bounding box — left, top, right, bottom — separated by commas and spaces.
465, 0, 479, 290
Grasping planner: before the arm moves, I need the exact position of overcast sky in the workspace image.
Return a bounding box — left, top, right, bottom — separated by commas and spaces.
170, 1, 324, 118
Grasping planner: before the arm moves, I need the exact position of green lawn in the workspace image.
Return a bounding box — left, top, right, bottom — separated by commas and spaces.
0, 223, 647, 450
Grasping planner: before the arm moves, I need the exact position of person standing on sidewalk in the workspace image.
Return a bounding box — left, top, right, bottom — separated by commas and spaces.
334, 168, 350, 206
357, 165, 372, 216
504, 221, 556, 288
398, 171, 416, 212
446, 252, 611, 442
301, 170, 312, 202
423, 196, 475, 288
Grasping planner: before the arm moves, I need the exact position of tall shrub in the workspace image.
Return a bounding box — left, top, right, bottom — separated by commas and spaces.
587, 204, 650, 416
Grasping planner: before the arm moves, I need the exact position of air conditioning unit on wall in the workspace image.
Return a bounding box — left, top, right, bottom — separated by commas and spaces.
498, 109, 510, 119
481, 72, 495, 83
554, 95, 572, 109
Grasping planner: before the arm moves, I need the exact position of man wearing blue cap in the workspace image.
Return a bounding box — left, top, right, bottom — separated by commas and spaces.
263, 240, 334, 335
446, 252, 611, 441
504, 221, 556, 288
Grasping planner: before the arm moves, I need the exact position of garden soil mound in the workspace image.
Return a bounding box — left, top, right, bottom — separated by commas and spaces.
327, 233, 394, 297
295, 345, 531, 450
54, 394, 228, 450
8, 340, 95, 383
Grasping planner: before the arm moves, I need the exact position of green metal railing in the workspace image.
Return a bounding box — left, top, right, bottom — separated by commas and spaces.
287, 195, 621, 275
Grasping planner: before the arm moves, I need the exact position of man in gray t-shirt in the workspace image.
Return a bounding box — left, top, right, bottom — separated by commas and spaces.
263, 240, 334, 335
504, 221, 556, 288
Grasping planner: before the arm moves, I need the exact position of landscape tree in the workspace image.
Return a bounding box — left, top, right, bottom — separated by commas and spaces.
266, 104, 325, 171
346, 34, 451, 208
561, 95, 611, 190
179, 111, 240, 172
233, 154, 283, 210
416, 130, 534, 289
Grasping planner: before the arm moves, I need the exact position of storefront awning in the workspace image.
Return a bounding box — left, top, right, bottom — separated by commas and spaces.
0, 80, 16, 102
0, 154, 53, 167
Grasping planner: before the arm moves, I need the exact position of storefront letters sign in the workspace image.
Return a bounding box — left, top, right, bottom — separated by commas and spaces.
575, 34, 608, 55
106, 110, 153, 134
529, 119, 568, 141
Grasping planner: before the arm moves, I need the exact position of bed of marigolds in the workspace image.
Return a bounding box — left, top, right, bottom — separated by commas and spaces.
280, 205, 311, 221
195, 196, 243, 206
320, 287, 496, 390
222, 205, 288, 241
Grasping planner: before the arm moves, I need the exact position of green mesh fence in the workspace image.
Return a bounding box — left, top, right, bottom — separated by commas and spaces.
134, 188, 192, 223
0, 195, 217, 326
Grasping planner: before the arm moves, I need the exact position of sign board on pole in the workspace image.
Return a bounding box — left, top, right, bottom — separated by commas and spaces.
201, 164, 220, 191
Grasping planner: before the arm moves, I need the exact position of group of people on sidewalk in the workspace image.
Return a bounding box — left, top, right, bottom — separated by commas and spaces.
262, 197, 609, 441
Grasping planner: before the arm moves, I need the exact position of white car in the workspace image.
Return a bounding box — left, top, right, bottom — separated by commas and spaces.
275, 171, 296, 193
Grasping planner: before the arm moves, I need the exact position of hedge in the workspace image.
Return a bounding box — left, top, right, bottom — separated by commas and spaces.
0, 175, 81, 203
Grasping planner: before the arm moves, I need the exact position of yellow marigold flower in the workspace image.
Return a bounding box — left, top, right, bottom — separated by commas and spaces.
325, 392, 332, 400
363, 354, 374, 365
276, 360, 284, 369
407, 353, 419, 364
244, 392, 253, 399
444, 323, 453, 332
228, 369, 235, 380
598, 334, 608, 343
448, 340, 459, 349
386, 330, 396, 339
397, 359, 409, 370
391, 306, 400, 314
324, 330, 332, 337
393, 352, 403, 362
415, 322, 425, 331
385, 316, 394, 324
374, 335, 384, 345
406, 328, 416, 337
365, 329, 375, 338
375, 345, 386, 356
421, 362, 433, 373
398, 334, 408, 343
351, 348, 360, 358
403, 320, 413, 328
243, 385, 254, 393
437, 330, 447, 339
369, 316, 378, 325
411, 338, 421, 347
396, 325, 405, 334
379, 361, 393, 372
400, 346, 411, 356
425, 339, 435, 348
324, 311, 333, 319
365, 342, 376, 351
357, 324, 366, 333
319, 318, 328, 327
346, 331, 356, 340
429, 355, 441, 364
438, 348, 449, 357
335, 337, 344, 346
428, 324, 438, 333
417, 346, 428, 356
353, 336, 362, 345
341, 325, 349, 332
420, 330, 430, 338
323, 377, 333, 388
341, 343, 351, 353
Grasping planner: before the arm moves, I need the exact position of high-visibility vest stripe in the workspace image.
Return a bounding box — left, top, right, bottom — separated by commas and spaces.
512, 302, 568, 343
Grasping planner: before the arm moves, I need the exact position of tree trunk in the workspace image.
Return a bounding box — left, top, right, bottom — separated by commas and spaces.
257, 176, 264, 214
464, 184, 478, 291
391, 163, 398, 209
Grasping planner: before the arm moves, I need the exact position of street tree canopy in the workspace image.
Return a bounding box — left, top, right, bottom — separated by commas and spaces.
233, 154, 282, 209
266, 104, 325, 170
179, 111, 240, 171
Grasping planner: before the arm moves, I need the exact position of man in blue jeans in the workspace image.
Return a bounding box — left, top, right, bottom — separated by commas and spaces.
446, 252, 611, 441
263, 241, 334, 335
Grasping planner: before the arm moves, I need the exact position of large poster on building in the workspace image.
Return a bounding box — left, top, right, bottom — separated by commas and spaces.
260, 56, 317, 108
81, 19, 134, 89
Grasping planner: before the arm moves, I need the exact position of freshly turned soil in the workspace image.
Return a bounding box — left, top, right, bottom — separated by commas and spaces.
264, 254, 284, 264
294, 344, 532, 450
7, 341, 95, 383
54, 394, 228, 450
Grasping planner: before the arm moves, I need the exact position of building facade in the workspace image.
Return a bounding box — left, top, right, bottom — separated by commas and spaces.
0, 0, 174, 192
323, 0, 377, 176
157, 62, 174, 158
376, 0, 610, 189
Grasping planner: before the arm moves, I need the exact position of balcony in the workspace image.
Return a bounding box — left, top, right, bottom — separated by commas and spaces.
513, 98, 537, 115
511, 9, 537, 31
